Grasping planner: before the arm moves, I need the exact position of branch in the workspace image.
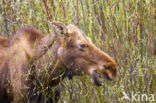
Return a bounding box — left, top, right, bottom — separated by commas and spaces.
76, 0, 80, 28
42, 0, 52, 20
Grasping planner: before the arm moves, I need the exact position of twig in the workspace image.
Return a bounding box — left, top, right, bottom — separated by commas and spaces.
92, 0, 105, 40
42, 0, 52, 20
76, 0, 80, 28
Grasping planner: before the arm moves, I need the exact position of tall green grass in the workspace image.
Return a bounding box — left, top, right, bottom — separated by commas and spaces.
0, 0, 155, 103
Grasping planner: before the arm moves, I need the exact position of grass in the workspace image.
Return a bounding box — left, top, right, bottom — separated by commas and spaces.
0, 0, 155, 103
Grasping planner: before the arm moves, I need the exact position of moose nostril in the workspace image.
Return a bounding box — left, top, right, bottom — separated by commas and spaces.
105, 73, 112, 81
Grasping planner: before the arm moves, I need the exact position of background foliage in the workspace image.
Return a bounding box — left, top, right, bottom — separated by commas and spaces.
0, 0, 155, 103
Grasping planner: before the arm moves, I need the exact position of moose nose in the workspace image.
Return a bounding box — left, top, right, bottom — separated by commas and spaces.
105, 72, 112, 81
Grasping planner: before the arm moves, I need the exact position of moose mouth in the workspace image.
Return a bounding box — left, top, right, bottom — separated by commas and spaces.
93, 70, 112, 86
66, 69, 113, 87
92, 70, 103, 86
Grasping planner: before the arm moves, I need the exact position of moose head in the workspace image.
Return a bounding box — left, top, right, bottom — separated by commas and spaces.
51, 22, 118, 86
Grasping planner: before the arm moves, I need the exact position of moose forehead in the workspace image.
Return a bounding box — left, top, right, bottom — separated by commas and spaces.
67, 24, 91, 43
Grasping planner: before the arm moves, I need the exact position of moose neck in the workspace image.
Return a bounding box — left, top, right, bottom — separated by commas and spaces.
34, 34, 67, 87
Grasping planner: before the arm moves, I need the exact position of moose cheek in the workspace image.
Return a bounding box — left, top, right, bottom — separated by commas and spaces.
92, 70, 103, 86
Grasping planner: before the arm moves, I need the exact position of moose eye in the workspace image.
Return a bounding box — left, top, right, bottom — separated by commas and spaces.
80, 44, 86, 48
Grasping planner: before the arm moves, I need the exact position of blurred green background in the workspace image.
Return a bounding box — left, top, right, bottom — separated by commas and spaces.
0, 0, 155, 103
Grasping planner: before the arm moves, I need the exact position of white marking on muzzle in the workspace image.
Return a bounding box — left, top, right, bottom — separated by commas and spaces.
67, 29, 72, 34
88, 68, 96, 76
98, 61, 104, 71
58, 46, 64, 57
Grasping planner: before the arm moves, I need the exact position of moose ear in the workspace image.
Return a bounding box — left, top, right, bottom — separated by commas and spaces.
51, 22, 68, 36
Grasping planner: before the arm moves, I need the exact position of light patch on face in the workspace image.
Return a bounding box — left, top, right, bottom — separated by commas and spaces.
67, 24, 94, 46
58, 46, 64, 57
76, 39, 83, 45
86, 37, 92, 43
67, 29, 72, 34
98, 61, 104, 71
67, 25, 86, 37
88, 67, 96, 76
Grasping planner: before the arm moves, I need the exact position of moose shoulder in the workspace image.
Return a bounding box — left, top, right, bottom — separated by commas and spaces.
0, 22, 118, 103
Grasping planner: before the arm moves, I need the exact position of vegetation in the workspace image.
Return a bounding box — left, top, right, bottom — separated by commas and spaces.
0, 0, 155, 103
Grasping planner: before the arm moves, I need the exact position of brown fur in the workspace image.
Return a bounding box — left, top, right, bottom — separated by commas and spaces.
0, 28, 52, 103
0, 36, 9, 48
0, 22, 118, 103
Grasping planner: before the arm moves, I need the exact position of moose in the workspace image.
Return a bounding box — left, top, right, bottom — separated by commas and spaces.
0, 22, 118, 103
